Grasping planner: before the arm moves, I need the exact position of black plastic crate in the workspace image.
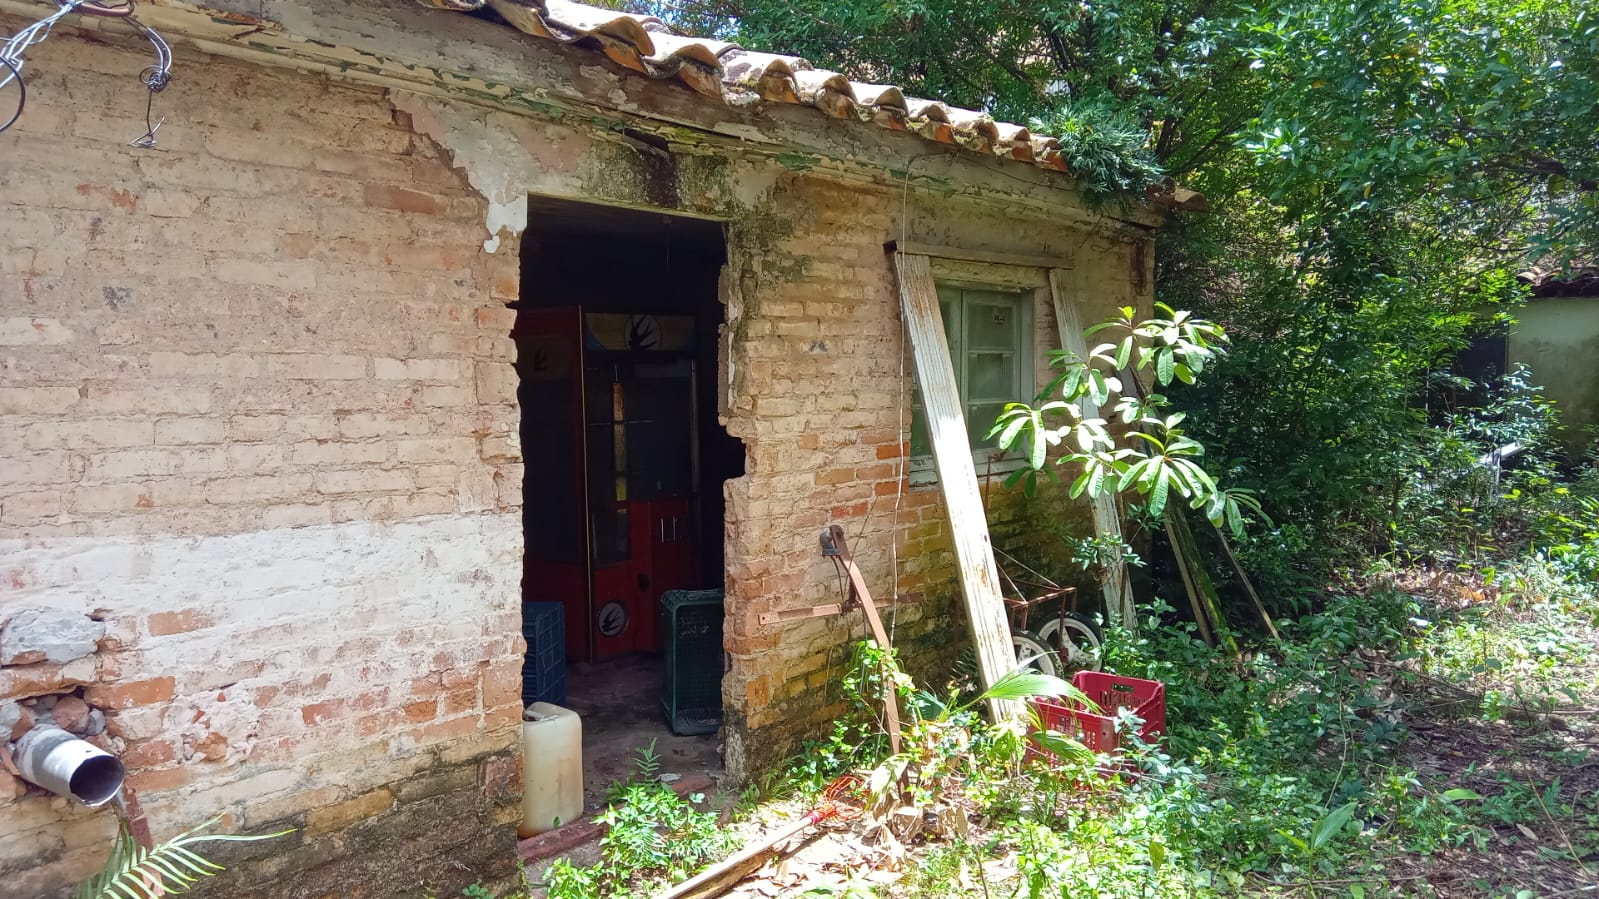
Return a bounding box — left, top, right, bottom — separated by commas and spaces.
660, 589, 724, 736
522, 601, 566, 706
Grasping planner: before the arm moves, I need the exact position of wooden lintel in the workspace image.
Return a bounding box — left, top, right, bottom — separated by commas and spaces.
893, 252, 1020, 722
885, 240, 1074, 271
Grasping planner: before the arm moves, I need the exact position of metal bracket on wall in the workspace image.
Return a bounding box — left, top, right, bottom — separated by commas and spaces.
755, 526, 903, 754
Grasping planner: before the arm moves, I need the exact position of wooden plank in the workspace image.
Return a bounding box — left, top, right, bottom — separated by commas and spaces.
757, 604, 844, 626
1048, 267, 1137, 628
886, 240, 1073, 272
929, 257, 1052, 290
829, 526, 902, 755
893, 252, 1020, 721
1164, 514, 1215, 646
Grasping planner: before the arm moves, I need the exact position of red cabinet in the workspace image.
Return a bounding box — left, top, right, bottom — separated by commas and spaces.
589, 498, 698, 659
516, 307, 704, 663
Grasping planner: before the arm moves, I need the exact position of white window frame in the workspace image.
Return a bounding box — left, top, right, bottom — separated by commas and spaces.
909, 282, 1037, 486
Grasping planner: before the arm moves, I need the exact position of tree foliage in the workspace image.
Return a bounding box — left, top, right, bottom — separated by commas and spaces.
992, 303, 1264, 537
640, 0, 1596, 249
631, 0, 1597, 601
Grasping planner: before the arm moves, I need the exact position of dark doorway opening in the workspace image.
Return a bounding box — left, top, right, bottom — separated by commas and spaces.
513, 197, 740, 802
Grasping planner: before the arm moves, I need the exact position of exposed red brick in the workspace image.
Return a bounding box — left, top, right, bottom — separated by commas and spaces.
122, 739, 177, 768
362, 183, 446, 215
829, 501, 868, 519
876, 441, 910, 459
83, 677, 174, 710
301, 700, 339, 726
147, 609, 213, 637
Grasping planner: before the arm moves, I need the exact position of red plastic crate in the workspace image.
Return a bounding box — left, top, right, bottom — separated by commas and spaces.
1029, 672, 1166, 760
1071, 671, 1166, 743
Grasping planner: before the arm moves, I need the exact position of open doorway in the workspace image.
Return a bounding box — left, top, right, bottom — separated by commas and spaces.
513, 197, 741, 803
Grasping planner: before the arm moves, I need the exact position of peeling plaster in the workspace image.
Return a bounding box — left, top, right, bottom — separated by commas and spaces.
712, 123, 775, 144
391, 91, 538, 253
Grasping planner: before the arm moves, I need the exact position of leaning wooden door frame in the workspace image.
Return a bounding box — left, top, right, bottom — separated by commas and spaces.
892, 252, 1020, 721
1048, 267, 1137, 627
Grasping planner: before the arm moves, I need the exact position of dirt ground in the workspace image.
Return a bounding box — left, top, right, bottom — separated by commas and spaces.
1391, 705, 1599, 895
563, 653, 724, 813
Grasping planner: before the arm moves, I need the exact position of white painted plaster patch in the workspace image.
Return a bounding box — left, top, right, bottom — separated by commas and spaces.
0, 513, 521, 682
391, 92, 536, 253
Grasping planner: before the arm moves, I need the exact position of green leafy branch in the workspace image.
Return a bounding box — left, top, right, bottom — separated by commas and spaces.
990, 303, 1265, 536
76, 813, 291, 899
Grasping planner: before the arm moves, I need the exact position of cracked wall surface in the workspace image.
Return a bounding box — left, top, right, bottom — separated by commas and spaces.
1, 10, 1150, 895
0, 25, 523, 897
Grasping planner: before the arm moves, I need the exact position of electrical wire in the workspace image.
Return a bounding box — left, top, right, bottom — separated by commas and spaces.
887, 152, 949, 645
0, 55, 22, 133
0, 0, 172, 141
125, 15, 170, 148
1, 0, 88, 118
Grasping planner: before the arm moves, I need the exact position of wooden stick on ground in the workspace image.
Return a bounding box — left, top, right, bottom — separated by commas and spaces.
655, 814, 820, 899
1216, 527, 1280, 640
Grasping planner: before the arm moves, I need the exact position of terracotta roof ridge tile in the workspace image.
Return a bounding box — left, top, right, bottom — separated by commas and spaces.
645, 32, 737, 70
850, 83, 906, 112
417, 0, 1190, 200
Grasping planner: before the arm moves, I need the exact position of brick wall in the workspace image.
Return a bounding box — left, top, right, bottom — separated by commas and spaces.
718, 177, 1148, 771
1, 26, 523, 898
0, 12, 1154, 894
383, 72, 1155, 780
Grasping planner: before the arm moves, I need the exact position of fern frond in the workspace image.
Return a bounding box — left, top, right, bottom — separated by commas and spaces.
76, 812, 292, 899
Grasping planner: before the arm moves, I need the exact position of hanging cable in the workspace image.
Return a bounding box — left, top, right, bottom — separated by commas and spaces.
0, 0, 172, 142
887, 152, 947, 644
125, 14, 170, 148
0, 55, 22, 133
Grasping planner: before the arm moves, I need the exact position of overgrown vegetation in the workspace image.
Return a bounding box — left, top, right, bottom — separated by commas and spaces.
76, 813, 288, 899
637, 0, 1597, 601
509, 1, 1599, 895
539, 740, 733, 898
569, 266, 1597, 899
771, 568, 1597, 897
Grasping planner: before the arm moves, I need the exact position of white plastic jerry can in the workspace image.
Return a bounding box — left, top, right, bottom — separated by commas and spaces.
520, 702, 583, 835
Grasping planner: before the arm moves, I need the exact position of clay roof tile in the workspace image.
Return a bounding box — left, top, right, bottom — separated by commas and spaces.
418, 0, 1194, 202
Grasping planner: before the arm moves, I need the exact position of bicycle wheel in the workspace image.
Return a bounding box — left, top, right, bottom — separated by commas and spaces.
1040, 612, 1103, 673
1012, 629, 1059, 677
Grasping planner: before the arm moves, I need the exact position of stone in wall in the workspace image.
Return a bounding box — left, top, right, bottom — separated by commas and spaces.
0, 608, 105, 666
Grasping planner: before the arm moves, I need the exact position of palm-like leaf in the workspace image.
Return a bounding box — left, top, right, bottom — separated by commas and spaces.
76, 813, 292, 899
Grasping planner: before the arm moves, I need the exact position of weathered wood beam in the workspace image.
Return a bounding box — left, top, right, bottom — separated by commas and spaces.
0, 0, 1160, 233
884, 240, 1075, 272
893, 252, 1019, 721
1048, 267, 1137, 628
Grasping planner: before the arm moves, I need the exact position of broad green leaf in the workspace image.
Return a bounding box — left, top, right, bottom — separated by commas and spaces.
1312, 802, 1358, 851
1028, 412, 1047, 468
1149, 467, 1171, 516
1069, 467, 1093, 498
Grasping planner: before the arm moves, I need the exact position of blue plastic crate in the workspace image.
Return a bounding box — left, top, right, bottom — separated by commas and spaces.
522, 602, 566, 706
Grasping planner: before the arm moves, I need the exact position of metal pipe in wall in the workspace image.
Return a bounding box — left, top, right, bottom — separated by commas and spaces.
14, 725, 125, 807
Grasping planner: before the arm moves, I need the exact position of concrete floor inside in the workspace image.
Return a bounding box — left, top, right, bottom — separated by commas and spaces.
563, 653, 723, 812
